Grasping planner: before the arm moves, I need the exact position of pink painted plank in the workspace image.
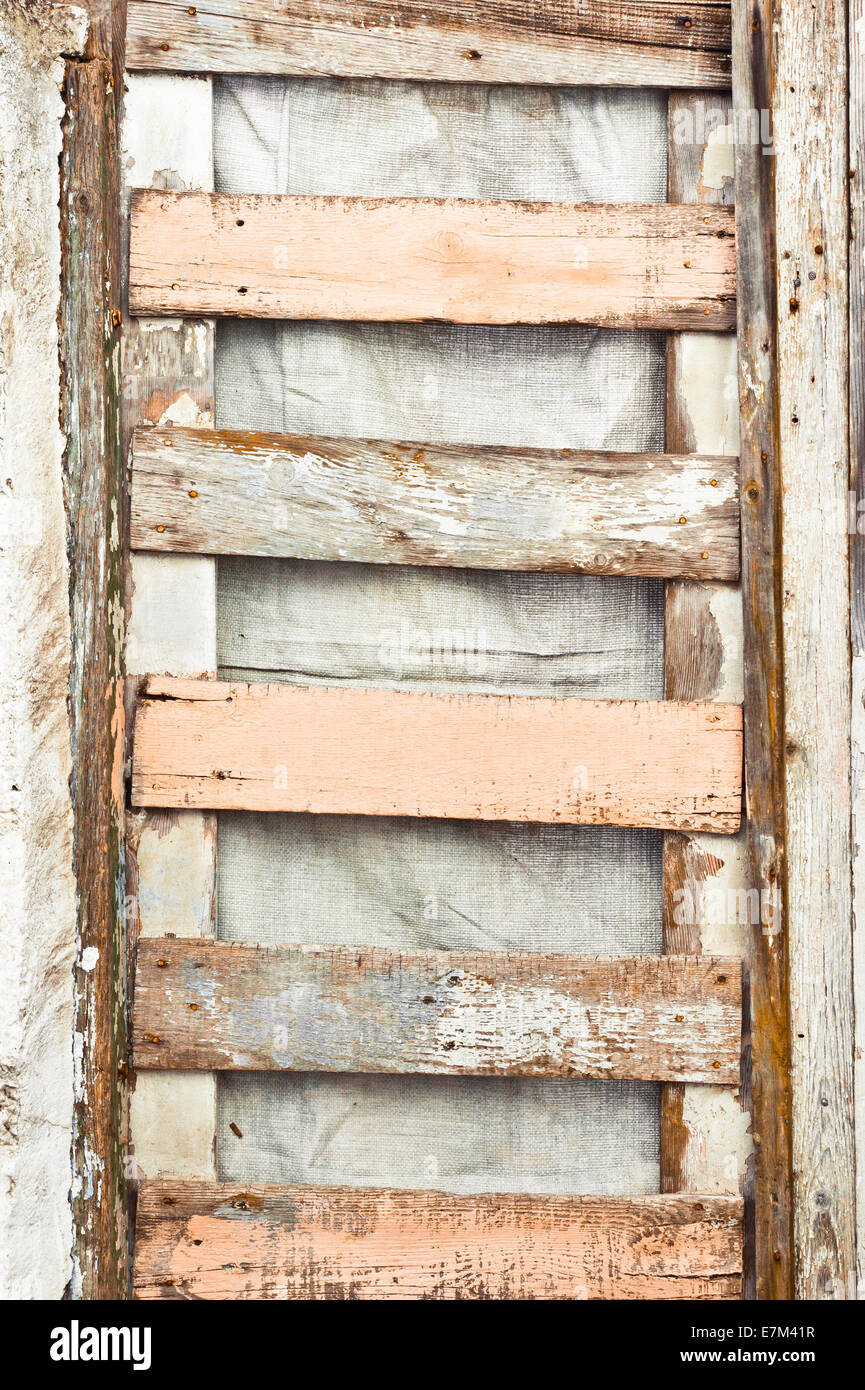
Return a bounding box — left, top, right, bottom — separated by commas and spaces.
131, 678, 743, 832
134, 1182, 744, 1300
129, 193, 737, 330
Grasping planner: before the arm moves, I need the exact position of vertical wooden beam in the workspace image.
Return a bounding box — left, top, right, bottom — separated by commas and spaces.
663, 93, 751, 1258
776, 0, 855, 1299
61, 54, 128, 1300
121, 73, 218, 1186
84, 1, 128, 106
852, 0, 865, 1304
731, 0, 793, 1300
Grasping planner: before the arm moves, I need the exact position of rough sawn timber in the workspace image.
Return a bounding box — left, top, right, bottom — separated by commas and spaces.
61, 48, 128, 1303
731, 0, 792, 1302
775, 0, 855, 1300
130, 678, 744, 832
131, 425, 740, 580
129, 193, 737, 330
133, 1182, 744, 1300
126, 0, 733, 89
133, 940, 743, 1083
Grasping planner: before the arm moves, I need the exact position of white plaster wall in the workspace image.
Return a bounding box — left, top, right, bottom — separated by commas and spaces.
0, 0, 89, 1300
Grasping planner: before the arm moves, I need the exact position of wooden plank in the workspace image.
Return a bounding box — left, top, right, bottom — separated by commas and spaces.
129, 193, 737, 331
131, 426, 741, 581
121, 73, 219, 1188
851, 0, 865, 1306
134, 940, 742, 1083
731, 0, 792, 1301
661, 91, 750, 1255
134, 1182, 743, 1300
131, 678, 743, 832
126, 1, 733, 89
775, 0, 855, 1299
60, 53, 128, 1303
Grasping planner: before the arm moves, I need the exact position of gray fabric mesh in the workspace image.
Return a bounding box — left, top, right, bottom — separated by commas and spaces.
213, 75, 667, 1196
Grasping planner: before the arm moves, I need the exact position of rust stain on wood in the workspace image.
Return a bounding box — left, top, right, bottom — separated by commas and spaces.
732, 0, 794, 1301
133, 939, 743, 1083
130, 425, 740, 580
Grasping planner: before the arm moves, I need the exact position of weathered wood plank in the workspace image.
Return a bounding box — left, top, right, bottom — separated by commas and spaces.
851, 0, 865, 1305
134, 940, 742, 1083
131, 678, 743, 832
661, 92, 750, 1240
776, 0, 855, 1300
60, 52, 128, 1303
134, 1182, 743, 1300
129, 193, 737, 330
131, 426, 740, 580
731, 0, 792, 1301
126, 0, 733, 89
121, 72, 219, 1189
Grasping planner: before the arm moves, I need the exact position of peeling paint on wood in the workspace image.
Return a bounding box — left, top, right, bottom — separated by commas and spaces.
731, 0, 793, 1301
850, 0, 865, 1297
122, 72, 219, 1193
851, 657, 865, 1294
134, 1182, 743, 1300
126, 0, 733, 89
131, 426, 740, 580
134, 940, 742, 1083
129, 193, 737, 330
776, 0, 855, 1299
61, 49, 128, 1302
130, 678, 744, 832
0, 0, 88, 1301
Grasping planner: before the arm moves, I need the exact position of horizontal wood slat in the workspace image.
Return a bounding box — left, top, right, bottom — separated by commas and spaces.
134, 1182, 744, 1300
129, 193, 737, 330
134, 940, 743, 1083
131, 426, 741, 580
126, 1, 732, 90
130, 678, 743, 832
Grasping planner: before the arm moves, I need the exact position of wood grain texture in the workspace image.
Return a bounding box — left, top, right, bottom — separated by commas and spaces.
129, 192, 737, 331
134, 940, 742, 1083
131, 425, 740, 580
731, 0, 792, 1301
131, 678, 743, 832
60, 53, 128, 1302
126, 0, 733, 88
775, 0, 855, 1300
851, 0, 865, 1303
661, 92, 750, 1239
121, 73, 219, 1190
83, 0, 127, 108
134, 1182, 743, 1300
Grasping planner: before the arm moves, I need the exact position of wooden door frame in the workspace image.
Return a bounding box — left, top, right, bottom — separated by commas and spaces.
49, 0, 856, 1298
